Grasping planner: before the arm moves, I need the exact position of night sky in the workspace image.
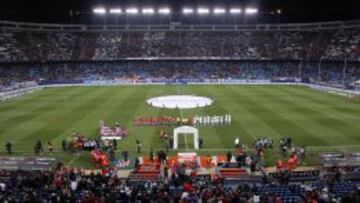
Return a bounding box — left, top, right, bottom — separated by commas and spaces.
0, 0, 359, 24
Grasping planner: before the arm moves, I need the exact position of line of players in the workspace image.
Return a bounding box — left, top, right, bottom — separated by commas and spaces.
134, 114, 232, 126
193, 114, 232, 126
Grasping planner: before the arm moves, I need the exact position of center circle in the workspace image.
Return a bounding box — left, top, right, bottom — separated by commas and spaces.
146, 95, 213, 109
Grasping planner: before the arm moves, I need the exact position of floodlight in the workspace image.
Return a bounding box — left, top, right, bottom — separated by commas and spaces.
183, 8, 194, 15
213, 8, 226, 15
277, 9, 282, 14
93, 7, 106, 15
229, 8, 242, 14
109, 8, 122, 14
126, 8, 139, 15
245, 8, 258, 15
158, 8, 171, 15
142, 8, 155, 15
197, 8, 210, 15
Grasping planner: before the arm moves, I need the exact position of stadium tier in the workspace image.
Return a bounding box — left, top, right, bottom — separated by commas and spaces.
0, 20, 359, 91
0, 21, 359, 62
1, 61, 360, 89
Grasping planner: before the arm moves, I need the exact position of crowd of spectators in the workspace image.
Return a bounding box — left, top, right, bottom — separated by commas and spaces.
0, 26, 359, 89
0, 28, 359, 62
0, 60, 358, 89
324, 30, 360, 60
0, 166, 359, 202
0, 32, 27, 62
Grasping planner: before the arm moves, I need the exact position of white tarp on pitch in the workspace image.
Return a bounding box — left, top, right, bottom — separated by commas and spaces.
146, 95, 213, 109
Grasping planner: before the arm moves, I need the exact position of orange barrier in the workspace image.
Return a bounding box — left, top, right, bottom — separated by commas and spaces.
218, 168, 247, 178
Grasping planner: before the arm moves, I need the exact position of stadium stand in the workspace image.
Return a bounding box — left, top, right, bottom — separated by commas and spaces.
0, 166, 360, 202
0, 29, 359, 62
1, 60, 359, 90
0, 20, 359, 91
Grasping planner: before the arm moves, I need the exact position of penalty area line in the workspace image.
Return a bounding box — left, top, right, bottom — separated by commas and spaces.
5, 145, 360, 153
176, 86, 188, 151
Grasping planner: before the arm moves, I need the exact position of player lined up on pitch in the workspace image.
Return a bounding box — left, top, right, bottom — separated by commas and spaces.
133, 114, 232, 127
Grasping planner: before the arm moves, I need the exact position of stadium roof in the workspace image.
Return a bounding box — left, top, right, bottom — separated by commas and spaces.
0, 0, 359, 24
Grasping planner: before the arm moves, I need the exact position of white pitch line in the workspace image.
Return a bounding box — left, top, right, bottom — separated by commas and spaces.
306, 145, 360, 149
3, 145, 360, 154
176, 86, 188, 151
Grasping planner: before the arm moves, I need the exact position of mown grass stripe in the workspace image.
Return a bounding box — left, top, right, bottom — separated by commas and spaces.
227, 85, 325, 145
10, 87, 112, 149
275, 86, 360, 144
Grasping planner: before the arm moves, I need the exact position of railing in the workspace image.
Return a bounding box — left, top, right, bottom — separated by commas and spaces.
0, 20, 360, 32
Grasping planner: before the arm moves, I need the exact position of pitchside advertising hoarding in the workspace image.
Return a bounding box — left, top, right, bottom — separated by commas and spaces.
0, 156, 57, 171
320, 153, 360, 166
178, 152, 197, 163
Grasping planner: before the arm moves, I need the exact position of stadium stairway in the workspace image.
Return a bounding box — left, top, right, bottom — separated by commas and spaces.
129, 163, 161, 182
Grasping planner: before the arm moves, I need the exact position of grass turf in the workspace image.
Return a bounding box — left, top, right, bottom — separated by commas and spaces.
0, 85, 359, 168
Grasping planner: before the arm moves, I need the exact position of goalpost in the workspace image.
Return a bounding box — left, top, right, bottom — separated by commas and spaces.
173, 126, 199, 150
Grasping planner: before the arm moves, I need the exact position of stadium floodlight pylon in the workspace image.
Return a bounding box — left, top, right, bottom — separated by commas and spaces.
245, 8, 258, 15
142, 8, 155, 15
109, 8, 122, 15
158, 7, 171, 15
93, 7, 107, 15
126, 8, 139, 15
229, 8, 242, 14
182, 8, 194, 15
213, 8, 226, 15
197, 8, 210, 15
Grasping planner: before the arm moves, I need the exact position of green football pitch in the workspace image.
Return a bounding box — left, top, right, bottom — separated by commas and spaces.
0, 85, 359, 168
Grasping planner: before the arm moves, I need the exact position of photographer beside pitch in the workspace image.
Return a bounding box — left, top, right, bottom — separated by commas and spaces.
5, 142, 12, 154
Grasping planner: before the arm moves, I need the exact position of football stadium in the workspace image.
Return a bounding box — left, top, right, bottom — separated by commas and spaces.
0, 0, 359, 202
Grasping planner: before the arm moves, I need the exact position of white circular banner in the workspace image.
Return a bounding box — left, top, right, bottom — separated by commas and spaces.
146, 95, 213, 109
